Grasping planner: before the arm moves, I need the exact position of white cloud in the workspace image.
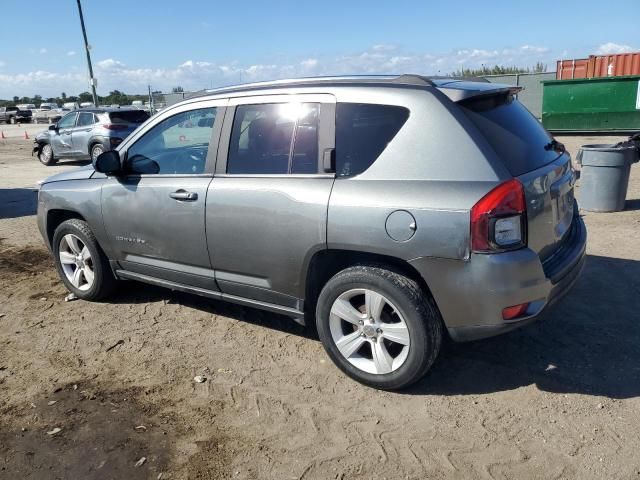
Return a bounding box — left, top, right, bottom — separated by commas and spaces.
67, 51, 77, 56
300, 58, 318, 69
39, 48, 47, 54
0, 44, 556, 97
595, 42, 635, 55
371, 44, 397, 52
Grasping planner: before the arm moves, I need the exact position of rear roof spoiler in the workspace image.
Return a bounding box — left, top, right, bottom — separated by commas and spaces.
431, 79, 523, 102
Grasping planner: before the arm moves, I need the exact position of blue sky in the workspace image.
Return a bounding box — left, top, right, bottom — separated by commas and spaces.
0, 0, 637, 98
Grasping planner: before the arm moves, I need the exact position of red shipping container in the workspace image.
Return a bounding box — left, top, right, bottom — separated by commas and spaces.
556, 52, 640, 79
556, 59, 590, 79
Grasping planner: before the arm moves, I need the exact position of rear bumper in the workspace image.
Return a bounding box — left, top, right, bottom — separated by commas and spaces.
410, 215, 587, 342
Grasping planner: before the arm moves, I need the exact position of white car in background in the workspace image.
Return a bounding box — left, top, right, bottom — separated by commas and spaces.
17, 103, 37, 112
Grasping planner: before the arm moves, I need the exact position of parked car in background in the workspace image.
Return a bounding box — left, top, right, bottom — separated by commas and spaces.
33, 104, 65, 124
0, 106, 32, 124
39, 103, 60, 110
80, 102, 96, 109
33, 108, 149, 165
17, 103, 37, 112
63, 102, 80, 110
35, 75, 587, 390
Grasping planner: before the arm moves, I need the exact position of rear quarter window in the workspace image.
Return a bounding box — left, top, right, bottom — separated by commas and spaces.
336, 103, 409, 177
460, 94, 559, 176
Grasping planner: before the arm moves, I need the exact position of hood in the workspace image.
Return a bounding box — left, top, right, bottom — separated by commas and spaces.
40, 164, 96, 185
35, 130, 52, 141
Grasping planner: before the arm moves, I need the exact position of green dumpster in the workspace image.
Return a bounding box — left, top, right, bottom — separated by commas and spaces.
542, 75, 640, 132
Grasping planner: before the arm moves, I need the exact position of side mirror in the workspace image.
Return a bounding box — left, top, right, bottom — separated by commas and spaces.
49, 124, 57, 131
94, 150, 122, 175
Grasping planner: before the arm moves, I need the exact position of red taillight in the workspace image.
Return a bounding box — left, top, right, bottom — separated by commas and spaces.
502, 302, 530, 320
102, 123, 128, 130
471, 179, 526, 253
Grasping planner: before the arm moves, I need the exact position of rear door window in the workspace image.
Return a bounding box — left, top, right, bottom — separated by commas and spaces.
335, 103, 409, 177
460, 94, 559, 176
227, 103, 320, 174
76, 112, 95, 127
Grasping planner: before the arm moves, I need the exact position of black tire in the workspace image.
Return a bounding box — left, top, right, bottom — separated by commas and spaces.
38, 143, 57, 166
9, 116, 16, 125
316, 265, 442, 390
90, 143, 104, 162
52, 219, 117, 301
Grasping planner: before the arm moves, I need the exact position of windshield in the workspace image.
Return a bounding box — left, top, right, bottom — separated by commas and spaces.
460, 94, 559, 176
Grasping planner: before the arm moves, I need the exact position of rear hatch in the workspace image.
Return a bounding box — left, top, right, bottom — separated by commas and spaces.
457, 90, 576, 264
107, 110, 150, 137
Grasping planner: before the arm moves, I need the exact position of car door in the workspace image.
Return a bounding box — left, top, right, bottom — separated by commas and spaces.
208, 94, 336, 309
101, 99, 226, 289
72, 111, 96, 156
51, 112, 77, 157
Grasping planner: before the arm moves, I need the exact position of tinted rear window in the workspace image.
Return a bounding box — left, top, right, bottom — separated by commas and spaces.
460, 94, 558, 176
336, 103, 409, 177
109, 110, 149, 124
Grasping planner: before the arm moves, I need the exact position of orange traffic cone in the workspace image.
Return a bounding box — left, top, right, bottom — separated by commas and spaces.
24, 130, 29, 140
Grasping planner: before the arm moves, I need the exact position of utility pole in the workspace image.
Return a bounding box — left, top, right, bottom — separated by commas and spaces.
76, 0, 98, 106
148, 85, 154, 115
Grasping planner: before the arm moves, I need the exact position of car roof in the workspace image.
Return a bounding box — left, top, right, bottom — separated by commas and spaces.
73, 107, 146, 114
193, 74, 520, 102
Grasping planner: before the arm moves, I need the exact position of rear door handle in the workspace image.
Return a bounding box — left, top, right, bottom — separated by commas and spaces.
169, 190, 198, 201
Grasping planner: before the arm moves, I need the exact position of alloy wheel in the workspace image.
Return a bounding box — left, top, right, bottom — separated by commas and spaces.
58, 234, 95, 291
41, 144, 52, 162
329, 288, 410, 374
91, 145, 104, 161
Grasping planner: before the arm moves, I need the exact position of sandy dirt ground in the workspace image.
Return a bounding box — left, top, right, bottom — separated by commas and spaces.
0, 132, 639, 480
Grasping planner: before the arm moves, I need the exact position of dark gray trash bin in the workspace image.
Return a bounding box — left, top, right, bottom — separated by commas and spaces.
577, 144, 639, 212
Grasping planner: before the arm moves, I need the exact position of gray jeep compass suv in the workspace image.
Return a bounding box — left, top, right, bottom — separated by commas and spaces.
37, 75, 586, 390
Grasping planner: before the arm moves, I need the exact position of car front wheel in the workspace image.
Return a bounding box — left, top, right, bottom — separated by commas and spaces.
38, 143, 57, 166
52, 219, 117, 301
316, 265, 442, 390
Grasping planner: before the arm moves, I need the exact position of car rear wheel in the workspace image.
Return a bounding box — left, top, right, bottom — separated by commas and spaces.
9, 116, 16, 125
38, 143, 56, 166
91, 144, 104, 162
315, 265, 442, 390
52, 219, 117, 301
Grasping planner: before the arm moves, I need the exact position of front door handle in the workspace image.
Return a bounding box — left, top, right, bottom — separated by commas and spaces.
169, 190, 198, 201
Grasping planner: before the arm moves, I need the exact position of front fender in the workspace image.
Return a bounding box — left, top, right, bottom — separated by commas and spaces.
37, 179, 110, 254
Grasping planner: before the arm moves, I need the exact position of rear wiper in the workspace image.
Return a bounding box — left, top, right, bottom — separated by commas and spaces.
544, 139, 565, 153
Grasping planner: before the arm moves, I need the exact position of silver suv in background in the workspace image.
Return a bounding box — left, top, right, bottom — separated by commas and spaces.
33, 108, 150, 165
36, 75, 586, 390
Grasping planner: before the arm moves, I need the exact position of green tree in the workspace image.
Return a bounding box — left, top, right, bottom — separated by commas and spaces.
61, 92, 67, 101
78, 92, 93, 103
172, 86, 184, 93
451, 63, 548, 77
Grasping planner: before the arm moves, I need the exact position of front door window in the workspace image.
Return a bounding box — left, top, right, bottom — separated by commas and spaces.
126, 108, 217, 175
